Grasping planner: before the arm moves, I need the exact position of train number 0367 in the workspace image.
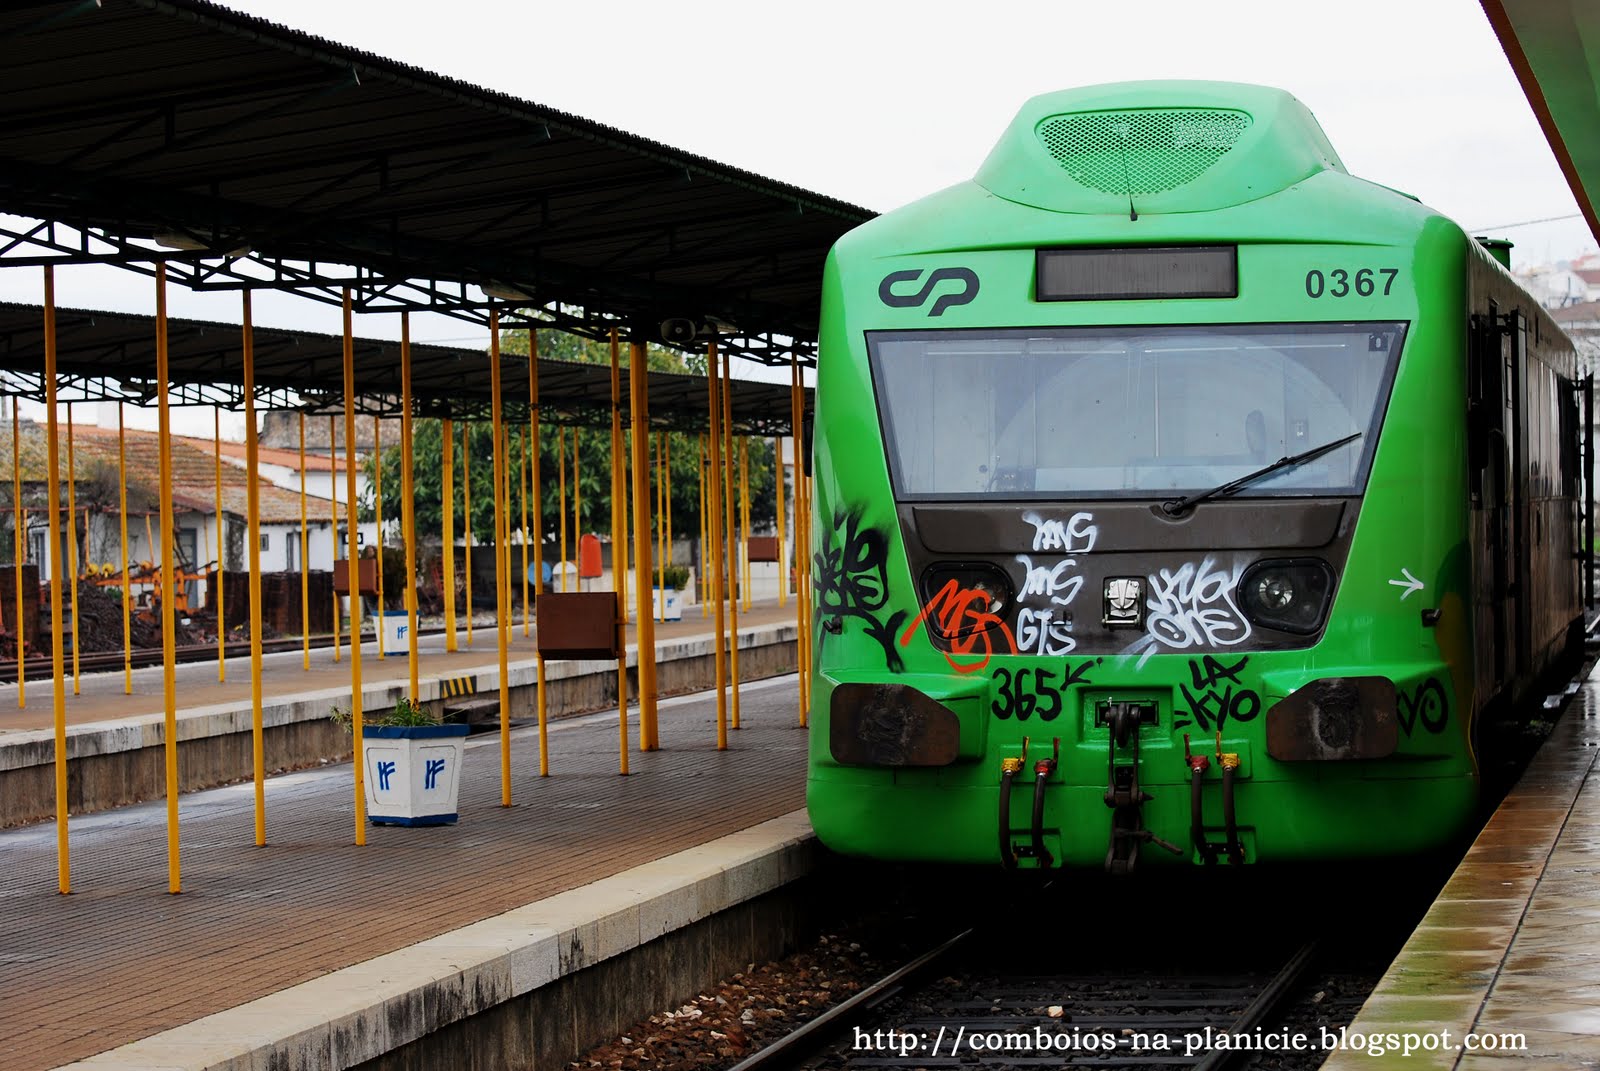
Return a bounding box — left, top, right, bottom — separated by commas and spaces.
1304, 267, 1398, 298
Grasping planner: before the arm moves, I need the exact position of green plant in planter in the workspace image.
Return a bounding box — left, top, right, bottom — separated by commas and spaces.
330, 695, 439, 731
658, 564, 690, 590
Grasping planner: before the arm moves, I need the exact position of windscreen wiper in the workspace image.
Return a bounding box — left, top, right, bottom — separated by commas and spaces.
1160, 431, 1363, 517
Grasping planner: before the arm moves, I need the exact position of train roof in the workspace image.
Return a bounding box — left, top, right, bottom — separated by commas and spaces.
973, 81, 1346, 215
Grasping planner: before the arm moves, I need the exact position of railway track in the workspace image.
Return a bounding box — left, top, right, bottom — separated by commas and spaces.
0, 624, 452, 683
731, 931, 1322, 1071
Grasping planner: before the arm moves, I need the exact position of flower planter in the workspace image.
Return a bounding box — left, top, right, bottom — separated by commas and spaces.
653, 586, 682, 621
362, 724, 470, 826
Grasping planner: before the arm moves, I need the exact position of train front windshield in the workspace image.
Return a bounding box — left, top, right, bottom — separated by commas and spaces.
868, 322, 1404, 500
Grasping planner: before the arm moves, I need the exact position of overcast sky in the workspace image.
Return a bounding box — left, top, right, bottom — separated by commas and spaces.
6, 0, 1591, 436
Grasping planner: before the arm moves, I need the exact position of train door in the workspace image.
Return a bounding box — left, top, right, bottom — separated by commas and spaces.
1509, 312, 1532, 674
1468, 305, 1517, 690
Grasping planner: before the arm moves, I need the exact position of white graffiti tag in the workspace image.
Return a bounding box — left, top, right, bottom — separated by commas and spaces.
1016, 607, 1077, 656
1126, 557, 1251, 664
1014, 554, 1084, 607
1022, 510, 1098, 554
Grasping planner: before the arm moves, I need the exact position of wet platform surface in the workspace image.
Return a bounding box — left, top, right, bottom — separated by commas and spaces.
1325, 663, 1600, 1070
0, 671, 808, 1070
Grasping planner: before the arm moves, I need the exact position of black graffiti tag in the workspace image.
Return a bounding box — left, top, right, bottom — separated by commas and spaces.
1397, 678, 1448, 736
990, 660, 1096, 721
812, 508, 908, 672
1175, 654, 1261, 733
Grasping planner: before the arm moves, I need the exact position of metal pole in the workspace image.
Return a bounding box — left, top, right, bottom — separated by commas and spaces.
775, 434, 787, 609
664, 432, 672, 610
14, 400, 24, 708
608, 329, 628, 775
791, 355, 807, 725
463, 420, 472, 647
529, 333, 543, 604
529, 335, 548, 777
330, 415, 340, 663
118, 406, 130, 694
699, 433, 708, 620
214, 405, 224, 681
656, 431, 665, 622
66, 403, 78, 695
629, 341, 658, 751
557, 424, 566, 593
489, 310, 512, 805
44, 265, 69, 893
299, 412, 308, 670
374, 410, 384, 660
740, 436, 751, 612
401, 313, 419, 698
707, 344, 727, 749
342, 289, 366, 845
573, 426, 581, 571
156, 263, 181, 892
521, 426, 529, 638
442, 416, 456, 651
723, 355, 741, 730
243, 291, 265, 846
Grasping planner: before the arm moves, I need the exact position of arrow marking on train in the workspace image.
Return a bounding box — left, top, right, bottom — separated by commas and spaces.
1388, 569, 1424, 600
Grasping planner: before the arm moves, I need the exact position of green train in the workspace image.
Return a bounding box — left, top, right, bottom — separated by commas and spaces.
805, 81, 1586, 871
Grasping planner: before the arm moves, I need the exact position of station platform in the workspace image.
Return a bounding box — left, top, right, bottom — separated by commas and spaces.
0, 599, 803, 827
1325, 663, 1600, 1070
0, 674, 815, 1071
0, 598, 801, 735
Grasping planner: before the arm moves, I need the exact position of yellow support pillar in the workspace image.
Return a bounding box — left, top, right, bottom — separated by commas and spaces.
791, 355, 807, 725
629, 341, 658, 751
14, 399, 25, 708
520, 426, 529, 639
243, 292, 266, 846
463, 420, 472, 647
442, 416, 456, 651
775, 434, 786, 609
156, 263, 181, 893
573, 426, 581, 563
528, 335, 548, 776
699, 433, 708, 620
401, 313, 419, 699
299, 412, 309, 671
740, 437, 751, 612
44, 265, 69, 893
330, 415, 340, 663
342, 289, 366, 845
722, 356, 740, 730
664, 432, 672, 611
706, 344, 727, 749
489, 310, 512, 805
119, 406, 130, 694
556, 424, 566, 593
374, 414, 384, 660
66, 403, 78, 696
656, 432, 664, 622
609, 329, 628, 776
214, 406, 224, 681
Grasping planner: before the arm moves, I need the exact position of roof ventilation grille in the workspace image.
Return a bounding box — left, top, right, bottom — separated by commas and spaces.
1036, 108, 1252, 195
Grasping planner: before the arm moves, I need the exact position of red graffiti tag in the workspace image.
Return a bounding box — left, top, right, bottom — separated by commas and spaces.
898, 578, 1018, 674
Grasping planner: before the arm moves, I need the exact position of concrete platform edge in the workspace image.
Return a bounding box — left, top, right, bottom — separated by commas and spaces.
50, 809, 818, 1071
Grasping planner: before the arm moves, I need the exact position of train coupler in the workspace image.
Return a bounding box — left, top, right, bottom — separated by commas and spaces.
1103, 703, 1181, 875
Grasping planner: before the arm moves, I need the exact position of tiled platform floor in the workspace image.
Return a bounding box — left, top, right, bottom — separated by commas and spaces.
0, 675, 808, 1071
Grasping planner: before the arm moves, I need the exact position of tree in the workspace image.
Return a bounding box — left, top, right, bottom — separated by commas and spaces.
362, 327, 778, 560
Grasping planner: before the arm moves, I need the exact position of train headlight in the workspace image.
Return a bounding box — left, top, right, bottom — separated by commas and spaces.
919, 561, 1014, 634
1238, 559, 1334, 635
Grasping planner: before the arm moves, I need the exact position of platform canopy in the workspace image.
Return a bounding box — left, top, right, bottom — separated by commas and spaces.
0, 0, 874, 374
0, 301, 807, 433
1483, 0, 1600, 246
